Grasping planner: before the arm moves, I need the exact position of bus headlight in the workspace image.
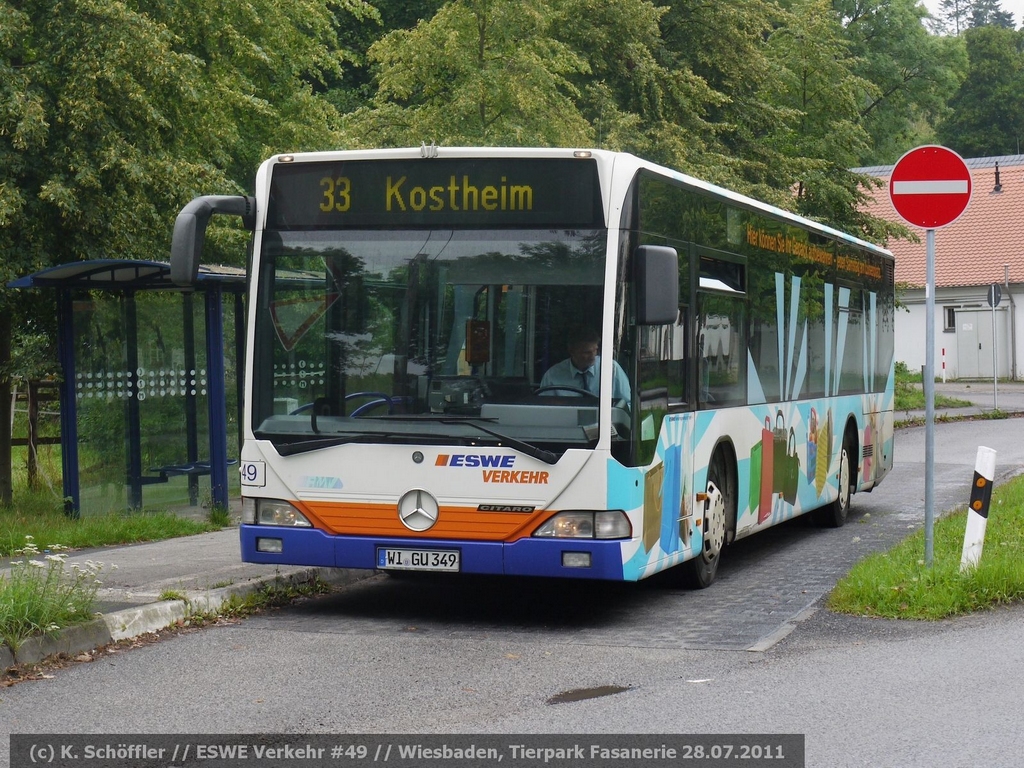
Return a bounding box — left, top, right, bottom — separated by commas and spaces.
241, 497, 257, 524
533, 511, 631, 539
594, 510, 632, 538
254, 499, 312, 527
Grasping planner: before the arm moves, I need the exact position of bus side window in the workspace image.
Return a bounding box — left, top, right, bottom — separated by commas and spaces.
636, 309, 688, 465
697, 297, 746, 408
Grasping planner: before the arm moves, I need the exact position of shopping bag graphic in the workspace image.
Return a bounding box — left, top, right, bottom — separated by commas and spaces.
806, 407, 818, 482
749, 439, 762, 521
643, 462, 664, 553
782, 427, 800, 504
660, 444, 683, 555
815, 409, 833, 496
759, 416, 775, 523
772, 410, 787, 496
679, 470, 691, 547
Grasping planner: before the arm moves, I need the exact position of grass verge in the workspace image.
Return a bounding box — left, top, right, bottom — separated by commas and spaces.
895, 390, 972, 412
829, 473, 1024, 619
0, 491, 223, 557
893, 362, 972, 412
2, 492, 227, 651
0, 539, 105, 650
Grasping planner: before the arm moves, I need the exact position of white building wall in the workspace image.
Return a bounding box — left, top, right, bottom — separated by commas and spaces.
896, 284, 1023, 380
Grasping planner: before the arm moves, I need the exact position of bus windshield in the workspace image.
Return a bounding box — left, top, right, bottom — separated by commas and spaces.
251, 227, 625, 457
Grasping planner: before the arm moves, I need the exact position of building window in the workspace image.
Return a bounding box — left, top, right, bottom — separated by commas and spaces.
943, 306, 956, 332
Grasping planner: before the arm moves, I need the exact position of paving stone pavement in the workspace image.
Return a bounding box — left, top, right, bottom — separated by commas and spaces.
243, 512, 899, 652
249, 414, 1024, 652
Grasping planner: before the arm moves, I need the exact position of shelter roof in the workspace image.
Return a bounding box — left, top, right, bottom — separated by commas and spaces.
7, 259, 246, 292
858, 154, 1024, 289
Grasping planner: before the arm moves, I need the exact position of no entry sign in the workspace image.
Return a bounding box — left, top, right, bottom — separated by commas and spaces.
889, 145, 972, 229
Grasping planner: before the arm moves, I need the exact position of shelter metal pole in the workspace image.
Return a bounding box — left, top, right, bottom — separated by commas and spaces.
56, 289, 80, 518
235, 292, 245, 454
184, 293, 199, 505
125, 291, 143, 510
205, 287, 229, 510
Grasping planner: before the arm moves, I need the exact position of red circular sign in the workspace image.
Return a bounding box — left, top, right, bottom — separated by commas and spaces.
888, 145, 972, 229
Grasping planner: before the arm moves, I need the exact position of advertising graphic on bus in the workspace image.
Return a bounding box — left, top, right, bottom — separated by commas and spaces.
171, 147, 894, 587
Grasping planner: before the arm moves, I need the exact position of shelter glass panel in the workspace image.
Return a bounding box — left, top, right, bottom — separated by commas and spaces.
74, 293, 129, 515
72, 291, 239, 515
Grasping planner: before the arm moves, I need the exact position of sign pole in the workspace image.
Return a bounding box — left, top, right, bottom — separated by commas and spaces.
924, 229, 935, 566
991, 284, 999, 410
888, 145, 972, 569
993, 298, 998, 409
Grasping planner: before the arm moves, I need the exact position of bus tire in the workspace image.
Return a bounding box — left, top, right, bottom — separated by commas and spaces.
681, 450, 731, 588
814, 432, 854, 528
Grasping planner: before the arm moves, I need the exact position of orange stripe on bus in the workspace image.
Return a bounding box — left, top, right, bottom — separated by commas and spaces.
293, 499, 547, 542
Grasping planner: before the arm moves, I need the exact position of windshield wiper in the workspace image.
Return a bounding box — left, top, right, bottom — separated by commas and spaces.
258, 431, 479, 456
258, 417, 558, 464
257, 432, 402, 456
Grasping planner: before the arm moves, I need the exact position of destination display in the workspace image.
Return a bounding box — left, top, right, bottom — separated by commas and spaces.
267, 157, 605, 229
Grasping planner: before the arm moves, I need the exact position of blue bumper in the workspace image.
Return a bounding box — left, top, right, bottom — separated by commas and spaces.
240, 525, 626, 580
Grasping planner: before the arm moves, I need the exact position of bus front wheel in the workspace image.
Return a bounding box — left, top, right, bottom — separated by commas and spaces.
681, 452, 730, 588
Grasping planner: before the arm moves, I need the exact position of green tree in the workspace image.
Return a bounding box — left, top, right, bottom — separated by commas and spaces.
346, 0, 817, 210
344, 0, 593, 146
970, 0, 1016, 29
934, 0, 1013, 32
345, 0, 905, 241
937, 0, 975, 35
330, 0, 442, 114
763, 0, 884, 235
553, 0, 731, 183
0, 0, 368, 504
835, 0, 968, 166
937, 24, 1024, 155
657, 0, 800, 202
146, 0, 377, 184
1, 0, 209, 505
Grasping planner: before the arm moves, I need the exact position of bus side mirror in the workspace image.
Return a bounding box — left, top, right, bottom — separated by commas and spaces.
170, 195, 256, 286
634, 245, 679, 325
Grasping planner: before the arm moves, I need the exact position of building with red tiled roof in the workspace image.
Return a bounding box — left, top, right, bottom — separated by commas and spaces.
859, 154, 1023, 380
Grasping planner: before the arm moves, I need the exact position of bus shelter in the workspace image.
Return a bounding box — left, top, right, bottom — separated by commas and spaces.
9, 260, 246, 516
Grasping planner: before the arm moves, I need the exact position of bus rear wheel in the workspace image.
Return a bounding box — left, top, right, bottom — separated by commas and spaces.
814, 437, 852, 528
681, 452, 730, 588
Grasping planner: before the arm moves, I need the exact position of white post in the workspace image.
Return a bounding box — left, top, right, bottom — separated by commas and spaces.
960, 446, 997, 572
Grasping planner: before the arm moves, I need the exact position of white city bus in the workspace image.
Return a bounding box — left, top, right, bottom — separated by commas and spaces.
171, 146, 894, 587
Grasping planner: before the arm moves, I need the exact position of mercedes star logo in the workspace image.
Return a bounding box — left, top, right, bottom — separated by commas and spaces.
397, 488, 440, 531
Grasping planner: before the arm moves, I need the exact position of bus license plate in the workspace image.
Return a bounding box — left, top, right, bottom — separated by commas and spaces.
377, 548, 460, 572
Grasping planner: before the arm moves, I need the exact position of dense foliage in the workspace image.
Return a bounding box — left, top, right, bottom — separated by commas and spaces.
0, 0, 1020, 500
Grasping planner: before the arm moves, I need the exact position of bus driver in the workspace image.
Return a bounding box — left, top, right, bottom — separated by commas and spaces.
540, 326, 631, 403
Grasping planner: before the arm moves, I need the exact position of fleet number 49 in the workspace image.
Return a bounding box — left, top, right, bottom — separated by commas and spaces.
240, 461, 266, 487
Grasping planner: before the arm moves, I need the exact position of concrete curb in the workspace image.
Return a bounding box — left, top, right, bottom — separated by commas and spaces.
894, 408, 1024, 428
2, 567, 373, 669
